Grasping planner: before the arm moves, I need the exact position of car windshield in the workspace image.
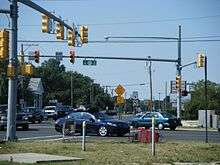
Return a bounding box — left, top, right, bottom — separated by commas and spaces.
93, 112, 111, 120
44, 107, 56, 110
161, 112, 175, 118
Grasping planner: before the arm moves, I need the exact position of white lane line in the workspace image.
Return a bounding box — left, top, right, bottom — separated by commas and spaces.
19, 135, 62, 141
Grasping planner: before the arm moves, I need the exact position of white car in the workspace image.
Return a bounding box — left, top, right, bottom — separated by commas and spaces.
44, 106, 57, 119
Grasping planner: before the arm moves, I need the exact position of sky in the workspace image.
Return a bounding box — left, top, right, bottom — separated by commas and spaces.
1, 0, 220, 101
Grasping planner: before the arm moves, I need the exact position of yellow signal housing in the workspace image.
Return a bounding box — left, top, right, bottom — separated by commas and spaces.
56, 22, 64, 40
0, 30, 9, 60
68, 30, 75, 46
197, 53, 205, 68
7, 64, 15, 78
25, 64, 34, 76
42, 14, 49, 33
80, 25, 88, 44
176, 75, 181, 90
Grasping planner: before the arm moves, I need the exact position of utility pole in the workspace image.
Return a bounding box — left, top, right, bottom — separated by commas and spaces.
164, 81, 167, 111
7, 0, 18, 141
71, 73, 73, 107
176, 25, 182, 119
158, 92, 161, 111
148, 56, 153, 111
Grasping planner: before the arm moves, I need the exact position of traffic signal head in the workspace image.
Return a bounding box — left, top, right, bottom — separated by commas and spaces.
176, 75, 181, 90
34, 50, 40, 63
197, 53, 205, 68
80, 25, 88, 44
181, 90, 188, 96
0, 30, 9, 60
56, 22, 64, 40
68, 30, 76, 47
69, 50, 75, 63
42, 14, 49, 33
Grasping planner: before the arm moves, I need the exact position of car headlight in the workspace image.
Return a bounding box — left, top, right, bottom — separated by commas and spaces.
107, 122, 117, 127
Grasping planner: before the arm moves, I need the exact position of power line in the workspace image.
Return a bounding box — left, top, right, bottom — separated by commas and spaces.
15, 14, 220, 27
83, 14, 220, 26
18, 39, 220, 43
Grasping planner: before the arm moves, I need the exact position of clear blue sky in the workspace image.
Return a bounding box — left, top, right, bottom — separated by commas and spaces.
1, 0, 220, 100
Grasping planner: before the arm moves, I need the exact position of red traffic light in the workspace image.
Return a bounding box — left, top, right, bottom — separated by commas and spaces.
69, 50, 75, 63
34, 50, 40, 63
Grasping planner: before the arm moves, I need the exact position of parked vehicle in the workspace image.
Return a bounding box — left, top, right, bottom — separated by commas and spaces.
130, 111, 181, 130
53, 106, 73, 120
0, 105, 29, 130
44, 106, 57, 119
22, 107, 44, 123
55, 111, 130, 136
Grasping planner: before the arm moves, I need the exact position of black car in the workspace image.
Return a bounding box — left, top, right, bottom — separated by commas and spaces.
130, 111, 181, 130
55, 111, 130, 136
22, 107, 44, 124
53, 106, 73, 120
0, 105, 29, 130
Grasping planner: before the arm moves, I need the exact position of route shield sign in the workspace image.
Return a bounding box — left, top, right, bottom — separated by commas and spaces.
115, 84, 125, 95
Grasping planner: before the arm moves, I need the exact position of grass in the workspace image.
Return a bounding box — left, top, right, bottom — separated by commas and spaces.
0, 138, 220, 165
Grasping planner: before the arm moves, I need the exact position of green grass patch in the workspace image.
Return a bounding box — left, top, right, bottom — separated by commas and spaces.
0, 139, 219, 165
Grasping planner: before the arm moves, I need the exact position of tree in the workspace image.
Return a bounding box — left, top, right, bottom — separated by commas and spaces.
34, 59, 113, 109
183, 80, 220, 119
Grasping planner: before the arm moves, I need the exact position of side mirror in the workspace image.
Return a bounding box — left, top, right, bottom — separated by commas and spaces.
90, 118, 95, 122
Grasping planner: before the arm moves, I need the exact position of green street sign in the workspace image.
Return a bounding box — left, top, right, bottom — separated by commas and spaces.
83, 59, 97, 66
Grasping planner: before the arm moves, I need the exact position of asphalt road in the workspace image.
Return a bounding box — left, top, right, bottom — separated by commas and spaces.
0, 121, 219, 143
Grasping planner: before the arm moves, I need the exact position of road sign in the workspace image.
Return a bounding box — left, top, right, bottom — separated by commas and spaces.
55, 51, 63, 61
28, 51, 35, 60
83, 59, 97, 66
115, 84, 125, 95
116, 95, 124, 105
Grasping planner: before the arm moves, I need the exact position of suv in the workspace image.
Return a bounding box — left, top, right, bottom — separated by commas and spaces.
22, 107, 44, 123
0, 105, 29, 130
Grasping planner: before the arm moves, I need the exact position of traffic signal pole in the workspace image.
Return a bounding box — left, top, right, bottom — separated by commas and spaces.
204, 56, 208, 143
176, 25, 182, 119
6, 0, 18, 141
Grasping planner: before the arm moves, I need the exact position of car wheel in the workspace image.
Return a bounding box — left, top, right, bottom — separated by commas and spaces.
23, 124, 29, 131
170, 126, 176, 131
158, 123, 164, 130
98, 126, 108, 137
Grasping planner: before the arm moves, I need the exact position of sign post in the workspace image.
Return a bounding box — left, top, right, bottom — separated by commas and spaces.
115, 85, 125, 119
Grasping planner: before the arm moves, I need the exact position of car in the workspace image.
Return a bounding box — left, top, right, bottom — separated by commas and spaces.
129, 111, 181, 130
43, 106, 58, 119
22, 107, 44, 123
0, 105, 29, 130
53, 106, 73, 120
55, 111, 130, 137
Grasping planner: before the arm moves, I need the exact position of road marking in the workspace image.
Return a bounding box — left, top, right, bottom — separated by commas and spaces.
19, 135, 62, 141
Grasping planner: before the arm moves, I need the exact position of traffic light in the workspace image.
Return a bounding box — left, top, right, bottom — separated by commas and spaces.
56, 22, 64, 40
25, 64, 34, 76
41, 14, 49, 33
197, 53, 205, 68
67, 30, 76, 46
69, 50, 75, 63
34, 50, 40, 63
176, 75, 181, 90
80, 25, 88, 44
7, 64, 15, 78
0, 30, 9, 60
181, 90, 188, 96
